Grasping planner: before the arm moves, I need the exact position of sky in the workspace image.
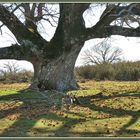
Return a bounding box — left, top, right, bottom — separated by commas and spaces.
1, 4, 140, 72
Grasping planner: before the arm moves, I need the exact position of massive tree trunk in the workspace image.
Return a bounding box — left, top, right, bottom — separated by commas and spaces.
29, 43, 83, 91
29, 3, 88, 91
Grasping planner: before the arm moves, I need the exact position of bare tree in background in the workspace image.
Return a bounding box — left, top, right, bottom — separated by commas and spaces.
0, 61, 20, 82
3, 61, 20, 74
82, 39, 123, 65
0, 61, 20, 75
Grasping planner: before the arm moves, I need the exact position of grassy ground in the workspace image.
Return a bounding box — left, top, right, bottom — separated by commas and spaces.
1, 81, 140, 137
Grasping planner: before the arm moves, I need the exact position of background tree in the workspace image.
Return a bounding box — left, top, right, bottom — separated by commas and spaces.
3, 61, 20, 74
0, 61, 20, 81
0, 61, 33, 83
0, 3, 140, 91
82, 38, 123, 65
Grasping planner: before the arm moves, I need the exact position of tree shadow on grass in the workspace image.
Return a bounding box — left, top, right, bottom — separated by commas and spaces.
95, 92, 140, 100
0, 91, 92, 137
117, 116, 140, 136
1, 90, 140, 137
77, 92, 140, 136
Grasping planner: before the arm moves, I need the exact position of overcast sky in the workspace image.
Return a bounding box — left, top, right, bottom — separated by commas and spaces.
1, 4, 140, 71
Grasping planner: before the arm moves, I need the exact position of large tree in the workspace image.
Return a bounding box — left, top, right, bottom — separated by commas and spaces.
0, 3, 140, 91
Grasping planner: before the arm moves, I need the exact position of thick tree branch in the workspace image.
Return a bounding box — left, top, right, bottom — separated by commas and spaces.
106, 26, 140, 37
0, 4, 48, 47
0, 44, 24, 60
0, 40, 44, 62
85, 3, 140, 40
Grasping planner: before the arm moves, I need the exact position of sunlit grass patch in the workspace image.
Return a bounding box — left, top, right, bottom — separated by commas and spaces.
79, 80, 140, 90
68, 89, 100, 97
0, 83, 29, 90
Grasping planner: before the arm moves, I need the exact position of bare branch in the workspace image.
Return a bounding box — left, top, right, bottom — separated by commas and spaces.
0, 23, 4, 35
85, 3, 140, 40
3, 61, 20, 73
106, 26, 140, 37
0, 4, 48, 46
31, 3, 37, 17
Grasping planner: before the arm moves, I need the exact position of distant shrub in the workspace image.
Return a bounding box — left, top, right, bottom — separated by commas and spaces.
75, 65, 95, 80
0, 69, 33, 84
75, 61, 140, 81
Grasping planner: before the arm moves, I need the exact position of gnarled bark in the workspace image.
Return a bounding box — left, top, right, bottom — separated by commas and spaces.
29, 43, 83, 91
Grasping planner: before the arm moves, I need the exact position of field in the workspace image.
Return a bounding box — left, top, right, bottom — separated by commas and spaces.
1, 81, 140, 137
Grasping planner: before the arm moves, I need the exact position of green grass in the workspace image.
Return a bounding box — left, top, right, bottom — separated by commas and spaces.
1, 81, 140, 137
